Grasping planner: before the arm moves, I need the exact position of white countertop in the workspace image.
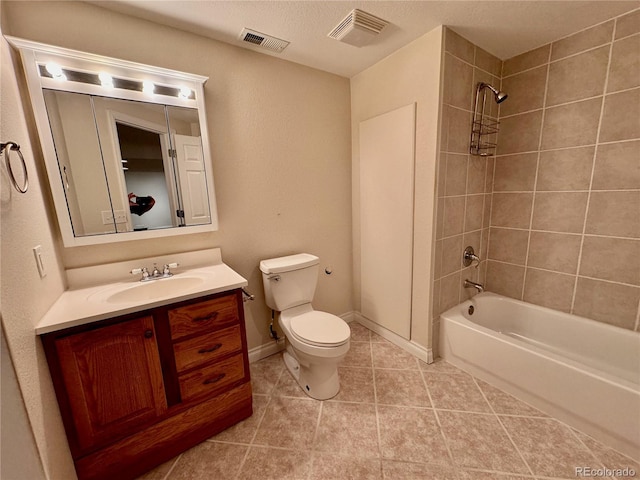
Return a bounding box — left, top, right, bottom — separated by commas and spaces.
36, 263, 248, 335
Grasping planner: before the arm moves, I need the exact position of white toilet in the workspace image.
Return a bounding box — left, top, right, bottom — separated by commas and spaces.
260, 253, 350, 400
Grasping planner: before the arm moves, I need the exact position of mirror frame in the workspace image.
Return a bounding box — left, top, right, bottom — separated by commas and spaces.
7, 36, 219, 247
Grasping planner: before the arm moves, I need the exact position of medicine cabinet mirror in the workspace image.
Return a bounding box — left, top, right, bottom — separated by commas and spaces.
8, 37, 218, 247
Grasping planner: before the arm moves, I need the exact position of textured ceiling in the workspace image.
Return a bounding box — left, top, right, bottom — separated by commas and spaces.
91, 1, 639, 77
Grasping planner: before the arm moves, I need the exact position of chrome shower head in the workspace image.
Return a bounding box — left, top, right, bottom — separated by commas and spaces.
480, 82, 508, 103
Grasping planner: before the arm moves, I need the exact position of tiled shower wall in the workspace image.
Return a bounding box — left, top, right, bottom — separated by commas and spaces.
432, 29, 501, 355
486, 9, 640, 331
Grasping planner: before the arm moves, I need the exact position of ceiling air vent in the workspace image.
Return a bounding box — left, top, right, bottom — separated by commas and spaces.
239, 28, 290, 53
328, 9, 389, 47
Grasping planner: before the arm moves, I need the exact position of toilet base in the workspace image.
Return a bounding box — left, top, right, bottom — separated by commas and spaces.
283, 346, 341, 400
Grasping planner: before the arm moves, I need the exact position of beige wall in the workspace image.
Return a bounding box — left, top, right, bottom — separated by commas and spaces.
351, 26, 443, 349
432, 29, 501, 357
487, 9, 640, 331
0, 21, 77, 480
2, 1, 352, 479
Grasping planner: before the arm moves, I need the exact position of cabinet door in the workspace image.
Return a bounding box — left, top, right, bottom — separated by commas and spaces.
55, 316, 167, 451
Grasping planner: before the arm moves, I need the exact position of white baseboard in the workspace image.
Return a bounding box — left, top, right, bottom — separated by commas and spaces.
247, 310, 433, 365
354, 312, 433, 364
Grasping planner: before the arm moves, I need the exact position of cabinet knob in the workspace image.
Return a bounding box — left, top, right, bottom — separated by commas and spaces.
144, 329, 153, 339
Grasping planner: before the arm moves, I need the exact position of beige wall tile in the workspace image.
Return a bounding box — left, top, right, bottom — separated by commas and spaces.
592, 140, 640, 190
493, 153, 538, 192
484, 159, 495, 193
464, 194, 484, 232
541, 98, 602, 149
536, 147, 594, 191
491, 193, 533, 228
580, 236, 640, 285
463, 230, 482, 259
445, 154, 468, 196
585, 191, 640, 238
551, 20, 614, 61
440, 272, 462, 311
437, 153, 447, 196
607, 35, 640, 93
482, 193, 492, 228
500, 66, 547, 117
546, 46, 609, 106
445, 28, 475, 64
444, 53, 474, 110
480, 227, 490, 260
600, 89, 640, 143
488, 227, 529, 264
442, 234, 464, 276
527, 231, 581, 274
523, 268, 575, 312
615, 9, 640, 40
443, 196, 466, 236
432, 280, 441, 318
447, 107, 473, 154
434, 239, 443, 279
497, 111, 543, 155
440, 105, 450, 148
436, 198, 444, 239
475, 47, 502, 77
486, 261, 525, 299
467, 156, 487, 194
532, 192, 589, 233
503, 44, 550, 77
573, 277, 640, 329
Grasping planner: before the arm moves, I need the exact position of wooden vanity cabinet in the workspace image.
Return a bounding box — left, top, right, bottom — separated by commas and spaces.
41, 289, 252, 480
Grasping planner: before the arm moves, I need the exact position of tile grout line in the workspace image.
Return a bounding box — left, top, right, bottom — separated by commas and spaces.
570, 18, 617, 314
370, 335, 385, 464
519, 43, 552, 301
161, 453, 183, 480
471, 376, 537, 477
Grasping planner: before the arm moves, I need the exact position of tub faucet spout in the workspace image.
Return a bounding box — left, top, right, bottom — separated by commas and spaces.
464, 279, 484, 293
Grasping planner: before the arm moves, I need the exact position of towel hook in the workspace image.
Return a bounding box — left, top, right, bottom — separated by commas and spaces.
1, 141, 29, 193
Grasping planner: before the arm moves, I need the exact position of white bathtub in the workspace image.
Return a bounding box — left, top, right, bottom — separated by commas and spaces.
439, 292, 640, 460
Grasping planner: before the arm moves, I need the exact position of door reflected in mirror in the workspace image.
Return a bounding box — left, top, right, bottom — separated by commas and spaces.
42, 91, 212, 238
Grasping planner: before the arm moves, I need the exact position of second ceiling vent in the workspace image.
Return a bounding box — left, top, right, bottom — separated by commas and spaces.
239, 28, 290, 53
328, 9, 389, 47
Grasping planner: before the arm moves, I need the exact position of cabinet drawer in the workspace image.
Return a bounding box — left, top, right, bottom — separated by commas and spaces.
169, 294, 239, 340
179, 353, 245, 402
173, 324, 242, 373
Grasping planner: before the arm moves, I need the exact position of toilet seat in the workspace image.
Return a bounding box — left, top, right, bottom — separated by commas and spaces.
290, 311, 350, 347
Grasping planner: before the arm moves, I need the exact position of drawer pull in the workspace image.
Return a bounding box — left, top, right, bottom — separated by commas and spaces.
144, 329, 153, 339
192, 312, 219, 323
202, 373, 225, 385
198, 343, 222, 354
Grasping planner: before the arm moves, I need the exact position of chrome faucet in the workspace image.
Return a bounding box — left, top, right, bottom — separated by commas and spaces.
463, 246, 481, 268
130, 262, 179, 281
464, 279, 484, 293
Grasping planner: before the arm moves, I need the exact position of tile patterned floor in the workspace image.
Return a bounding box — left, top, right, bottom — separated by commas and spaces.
138, 322, 639, 480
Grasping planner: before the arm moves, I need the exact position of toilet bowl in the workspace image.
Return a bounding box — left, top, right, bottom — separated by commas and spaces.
260, 253, 350, 400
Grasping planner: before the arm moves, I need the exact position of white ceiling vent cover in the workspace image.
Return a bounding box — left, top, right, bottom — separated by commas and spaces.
239, 28, 290, 53
328, 9, 389, 47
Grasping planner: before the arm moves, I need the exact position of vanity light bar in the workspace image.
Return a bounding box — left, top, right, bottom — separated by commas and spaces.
37, 63, 195, 100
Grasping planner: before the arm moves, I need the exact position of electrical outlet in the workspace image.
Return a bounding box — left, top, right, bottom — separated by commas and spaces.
33, 245, 47, 278
113, 210, 127, 224
101, 210, 114, 225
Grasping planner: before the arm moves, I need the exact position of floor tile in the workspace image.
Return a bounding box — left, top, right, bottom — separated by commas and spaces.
372, 342, 420, 369
314, 401, 380, 457
136, 457, 179, 480
574, 430, 640, 474
349, 321, 372, 342
273, 368, 309, 397
438, 410, 530, 474
342, 341, 373, 367
209, 394, 269, 443
309, 453, 382, 479
375, 369, 431, 407
500, 416, 597, 478
331, 366, 375, 403
424, 372, 492, 413
378, 405, 450, 463
253, 396, 320, 449
167, 442, 247, 480
238, 446, 312, 479
381, 460, 459, 479
456, 470, 532, 479
475, 380, 547, 417
419, 358, 466, 375
249, 353, 284, 395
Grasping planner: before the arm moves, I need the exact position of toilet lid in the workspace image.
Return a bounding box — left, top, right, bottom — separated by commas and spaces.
290, 311, 351, 347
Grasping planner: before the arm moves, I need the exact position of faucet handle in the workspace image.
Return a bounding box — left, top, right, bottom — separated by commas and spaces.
162, 262, 179, 277
463, 246, 481, 268
131, 267, 150, 281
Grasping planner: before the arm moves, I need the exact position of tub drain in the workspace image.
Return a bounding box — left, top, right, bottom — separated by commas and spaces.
468, 305, 474, 315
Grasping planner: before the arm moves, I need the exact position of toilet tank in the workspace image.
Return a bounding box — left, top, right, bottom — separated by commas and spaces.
260, 253, 320, 311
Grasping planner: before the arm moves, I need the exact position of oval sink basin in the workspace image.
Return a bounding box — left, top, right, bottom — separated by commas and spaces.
103, 276, 205, 304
